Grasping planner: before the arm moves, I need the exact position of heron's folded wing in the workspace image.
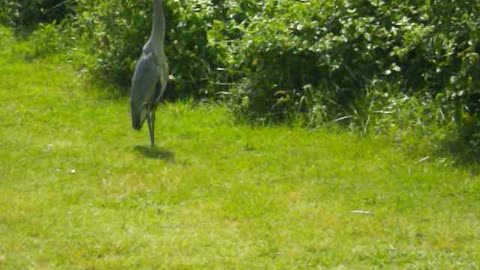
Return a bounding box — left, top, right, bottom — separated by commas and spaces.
131, 53, 159, 105
154, 60, 169, 104
130, 53, 159, 130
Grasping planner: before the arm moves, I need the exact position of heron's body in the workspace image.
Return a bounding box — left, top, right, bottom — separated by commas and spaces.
130, 0, 168, 147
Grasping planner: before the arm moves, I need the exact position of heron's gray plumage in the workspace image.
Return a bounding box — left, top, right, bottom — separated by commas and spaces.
130, 52, 160, 130
130, 0, 168, 147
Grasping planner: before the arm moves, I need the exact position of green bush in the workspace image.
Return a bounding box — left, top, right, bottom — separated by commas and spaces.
29, 23, 65, 57
69, 0, 150, 86
224, 1, 479, 114
69, 1, 479, 111
0, 0, 74, 28
0, 0, 20, 26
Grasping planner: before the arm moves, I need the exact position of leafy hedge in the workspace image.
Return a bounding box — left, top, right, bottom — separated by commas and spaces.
217, 1, 479, 114
71, 1, 478, 109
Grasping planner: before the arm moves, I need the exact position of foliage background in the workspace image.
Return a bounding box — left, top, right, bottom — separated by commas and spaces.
1, 0, 479, 157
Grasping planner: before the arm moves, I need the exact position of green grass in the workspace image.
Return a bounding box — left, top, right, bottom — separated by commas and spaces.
1, 29, 480, 269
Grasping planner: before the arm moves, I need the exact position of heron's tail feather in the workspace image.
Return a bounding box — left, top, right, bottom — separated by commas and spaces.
132, 117, 144, 130
131, 105, 147, 130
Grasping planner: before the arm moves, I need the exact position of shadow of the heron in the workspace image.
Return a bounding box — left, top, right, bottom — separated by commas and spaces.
134, 145, 175, 162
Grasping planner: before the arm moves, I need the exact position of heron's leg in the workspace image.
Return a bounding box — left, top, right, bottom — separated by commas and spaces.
151, 107, 156, 148
147, 111, 154, 148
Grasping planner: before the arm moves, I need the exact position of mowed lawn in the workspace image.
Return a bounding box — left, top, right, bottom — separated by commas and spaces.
1, 38, 480, 269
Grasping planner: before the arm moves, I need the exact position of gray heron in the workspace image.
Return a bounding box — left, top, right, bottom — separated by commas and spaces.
130, 0, 169, 147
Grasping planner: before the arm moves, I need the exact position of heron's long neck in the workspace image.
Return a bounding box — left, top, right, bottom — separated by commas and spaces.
149, 0, 165, 52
